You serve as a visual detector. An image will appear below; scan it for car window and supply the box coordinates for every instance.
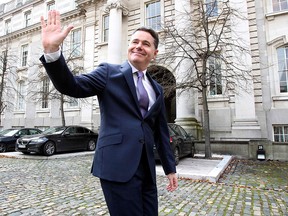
[0,129,16,136]
[83,128,90,134]
[43,127,66,135]
[172,125,182,136]
[167,125,176,135]
[75,127,84,133]
[17,129,29,136]
[66,127,77,134]
[178,126,188,137]
[29,129,41,135]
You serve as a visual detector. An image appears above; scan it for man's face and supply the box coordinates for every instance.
[128,30,158,71]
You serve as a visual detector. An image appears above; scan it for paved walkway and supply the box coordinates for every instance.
[0,152,287,215]
[1,152,232,183]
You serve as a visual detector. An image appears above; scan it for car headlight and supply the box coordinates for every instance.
[29,137,48,144]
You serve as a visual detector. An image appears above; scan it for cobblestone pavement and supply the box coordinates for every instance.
[0,155,287,216]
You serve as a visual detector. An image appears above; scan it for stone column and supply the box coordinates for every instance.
[174,0,200,137]
[230,0,261,138]
[105,0,128,64]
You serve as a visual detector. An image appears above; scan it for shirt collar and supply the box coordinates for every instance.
[128,61,147,76]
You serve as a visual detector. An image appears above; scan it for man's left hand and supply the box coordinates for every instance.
[166,173,178,192]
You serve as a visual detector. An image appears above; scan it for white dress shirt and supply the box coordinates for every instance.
[127,62,156,110]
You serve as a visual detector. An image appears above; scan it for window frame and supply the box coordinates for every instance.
[21,44,29,67]
[102,14,109,42]
[145,0,161,31]
[47,1,55,11]
[276,46,288,93]
[272,0,288,12]
[71,28,82,57]
[205,0,218,17]
[16,81,25,111]
[24,10,31,27]
[41,77,50,109]
[5,19,11,34]
[273,125,288,142]
[208,54,223,96]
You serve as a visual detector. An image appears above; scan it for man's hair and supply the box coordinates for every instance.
[132,27,159,49]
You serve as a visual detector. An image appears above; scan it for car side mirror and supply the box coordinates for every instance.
[63,131,70,136]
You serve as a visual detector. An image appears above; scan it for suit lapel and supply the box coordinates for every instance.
[145,72,161,117]
[120,62,141,114]
[120,62,162,118]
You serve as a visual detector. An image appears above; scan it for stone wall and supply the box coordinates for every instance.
[195,140,288,161]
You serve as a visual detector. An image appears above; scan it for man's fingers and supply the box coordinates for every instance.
[40,16,46,29]
[63,25,74,37]
[50,10,56,25]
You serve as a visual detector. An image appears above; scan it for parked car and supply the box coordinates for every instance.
[0,128,42,153]
[16,125,98,156]
[154,123,195,165]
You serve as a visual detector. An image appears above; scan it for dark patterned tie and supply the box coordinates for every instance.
[137,71,149,117]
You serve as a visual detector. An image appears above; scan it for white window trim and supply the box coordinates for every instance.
[267,35,288,97]
[20,44,29,67]
[70,28,82,57]
[98,10,109,45]
[23,10,32,27]
[140,0,164,31]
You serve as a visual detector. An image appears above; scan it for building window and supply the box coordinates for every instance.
[16,82,25,110]
[206,0,218,17]
[145,0,161,31]
[274,125,288,142]
[209,55,222,95]
[277,47,288,93]
[5,19,11,34]
[21,44,28,67]
[103,15,109,42]
[71,29,81,57]
[68,97,78,107]
[47,1,55,11]
[41,77,49,109]
[272,0,288,12]
[24,11,31,27]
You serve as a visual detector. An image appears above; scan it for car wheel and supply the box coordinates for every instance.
[87,140,96,151]
[174,147,180,165]
[42,141,55,156]
[190,144,195,157]
[0,143,6,153]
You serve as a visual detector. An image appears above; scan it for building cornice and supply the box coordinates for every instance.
[76,0,98,9]
[0,0,43,20]
[0,9,86,43]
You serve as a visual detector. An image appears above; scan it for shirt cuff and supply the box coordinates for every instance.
[43,49,61,63]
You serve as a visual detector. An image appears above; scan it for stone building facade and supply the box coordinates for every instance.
[0,0,288,147]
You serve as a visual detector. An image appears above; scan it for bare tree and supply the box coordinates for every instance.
[0,42,19,125]
[29,45,89,126]
[159,0,254,158]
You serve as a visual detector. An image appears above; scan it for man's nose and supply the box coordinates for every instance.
[136,42,142,49]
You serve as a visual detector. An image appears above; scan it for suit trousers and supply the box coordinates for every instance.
[100,146,158,216]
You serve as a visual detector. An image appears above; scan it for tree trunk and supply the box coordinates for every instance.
[60,94,65,126]
[0,50,8,125]
[202,87,212,158]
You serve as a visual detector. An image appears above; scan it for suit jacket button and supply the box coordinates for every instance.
[139,139,145,144]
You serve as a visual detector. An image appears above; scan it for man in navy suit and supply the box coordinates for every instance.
[40,10,178,215]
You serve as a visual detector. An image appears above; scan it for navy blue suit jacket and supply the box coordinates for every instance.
[40,54,176,183]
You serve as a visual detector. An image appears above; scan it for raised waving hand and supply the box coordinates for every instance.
[40,10,74,53]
